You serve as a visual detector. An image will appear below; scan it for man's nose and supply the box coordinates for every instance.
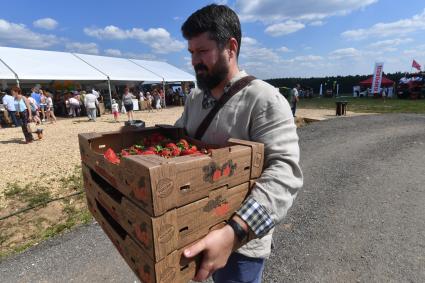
[192,53,202,67]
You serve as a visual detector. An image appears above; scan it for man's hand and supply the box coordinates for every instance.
[184,224,236,281]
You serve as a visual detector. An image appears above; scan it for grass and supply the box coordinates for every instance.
[299,96,425,114]
[1,165,91,259]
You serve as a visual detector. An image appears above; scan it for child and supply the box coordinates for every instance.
[111,99,119,122]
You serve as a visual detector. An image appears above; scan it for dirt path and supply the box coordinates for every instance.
[1,114,424,282]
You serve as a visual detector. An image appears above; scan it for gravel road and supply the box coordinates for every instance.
[1,113,424,283]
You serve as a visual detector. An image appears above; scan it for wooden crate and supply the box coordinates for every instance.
[85,189,198,283]
[79,125,263,216]
[82,163,251,262]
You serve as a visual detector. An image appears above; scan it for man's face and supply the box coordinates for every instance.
[188,32,229,91]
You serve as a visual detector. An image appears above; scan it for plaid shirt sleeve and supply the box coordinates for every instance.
[236,197,275,237]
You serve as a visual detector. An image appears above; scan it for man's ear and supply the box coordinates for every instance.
[228,38,238,59]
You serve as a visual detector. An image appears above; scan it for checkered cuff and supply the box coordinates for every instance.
[236,197,275,237]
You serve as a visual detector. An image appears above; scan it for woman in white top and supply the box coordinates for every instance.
[45,92,57,123]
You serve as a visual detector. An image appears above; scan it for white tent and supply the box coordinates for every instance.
[74,53,163,82]
[130,59,195,82]
[0,46,107,81]
[0,59,16,81]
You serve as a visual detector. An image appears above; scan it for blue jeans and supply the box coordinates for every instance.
[212,252,265,283]
[8,110,20,126]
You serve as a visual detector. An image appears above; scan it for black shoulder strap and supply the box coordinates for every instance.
[194,75,256,140]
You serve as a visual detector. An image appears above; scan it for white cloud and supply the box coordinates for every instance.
[33,18,58,30]
[277,46,291,52]
[65,42,99,54]
[84,25,185,54]
[242,36,258,46]
[328,47,361,59]
[236,0,377,23]
[0,19,59,48]
[104,48,122,56]
[290,55,324,62]
[342,9,425,40]
[369,38,413,48]
[265,21,305,36]
[310,20,324,26]
[84,25,128,39]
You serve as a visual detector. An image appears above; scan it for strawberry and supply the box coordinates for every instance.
[104,148,120,164]
[121,149,130,156]
[171,147,181,156]
[181,149,192,156]
[212,169,222,181]
[159,148,171,157]
[177,139,189,150]
[222,165,231,177]
[141,150,155,155]
[165,142,178,149]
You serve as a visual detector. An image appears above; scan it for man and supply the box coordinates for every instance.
[92,87,102,117]
[176,4,303,282]
[31,87,41,108]
[2,89,20,127]
[84,90,98,122]
[291,84,300,117]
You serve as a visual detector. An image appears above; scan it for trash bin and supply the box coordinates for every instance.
[336,101,348,116]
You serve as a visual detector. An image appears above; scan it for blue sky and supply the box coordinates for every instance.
[1,0,425,79]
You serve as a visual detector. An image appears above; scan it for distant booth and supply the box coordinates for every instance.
[358,76,395,98]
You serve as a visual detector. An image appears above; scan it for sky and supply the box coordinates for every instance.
[1,0,425,79]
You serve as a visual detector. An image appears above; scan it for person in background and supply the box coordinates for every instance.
[39,89,47,122]
[45,92,57,123]
[153,89,162,110]
[26,93,42,125]
[291,84,300,117]
[68,92,81,117]
[111,99,119,122]
[122,87,136,122]
[12,86,34,143]
[30,87,41,109]
[92,87,102,117]
[2,89,19,127]
[145,91,153,112]
[177,4,302,282]
[79,90,87,116]
[84,90,99,122]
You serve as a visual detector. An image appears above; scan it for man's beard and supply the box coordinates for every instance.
[194,54,229,91]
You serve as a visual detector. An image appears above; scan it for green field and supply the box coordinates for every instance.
[298,96,425,114]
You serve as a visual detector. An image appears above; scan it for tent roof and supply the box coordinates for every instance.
[74,53,163,82]
[359,76,395,87]
[0,59,16,80]
[0,46,195,83]
[130,59,195,82]
[0,46,107,81]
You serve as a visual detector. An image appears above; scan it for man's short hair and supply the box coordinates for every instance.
[181,4,242,57]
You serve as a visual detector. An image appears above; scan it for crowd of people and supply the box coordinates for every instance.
[0,83,192,141]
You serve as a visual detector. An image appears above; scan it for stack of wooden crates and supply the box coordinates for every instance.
[78,125,264,283]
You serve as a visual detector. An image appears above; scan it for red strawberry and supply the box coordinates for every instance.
[165,142,178,149]
[104,148,120,164]
[121,149,130,156]
[141,150,155,155]
[159,149,171,157]
[171,147,181,156]
[181,149,192,156]
[212,169,222,181]
[222,165,231,177]
[177,139,189,150]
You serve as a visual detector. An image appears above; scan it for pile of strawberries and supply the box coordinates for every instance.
[104,132,206,164]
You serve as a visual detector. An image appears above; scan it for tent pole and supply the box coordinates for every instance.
[162,80,166,108]
[107,77,112,110]
[0,57,20,87]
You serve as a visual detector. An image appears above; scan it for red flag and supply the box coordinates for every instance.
[412,59,421,71]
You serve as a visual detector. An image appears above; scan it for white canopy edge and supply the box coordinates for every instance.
[0,46,195,84]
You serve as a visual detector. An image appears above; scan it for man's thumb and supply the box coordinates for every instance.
[184,239,205,258]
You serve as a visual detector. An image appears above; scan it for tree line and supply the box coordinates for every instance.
[265,72,407,94]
